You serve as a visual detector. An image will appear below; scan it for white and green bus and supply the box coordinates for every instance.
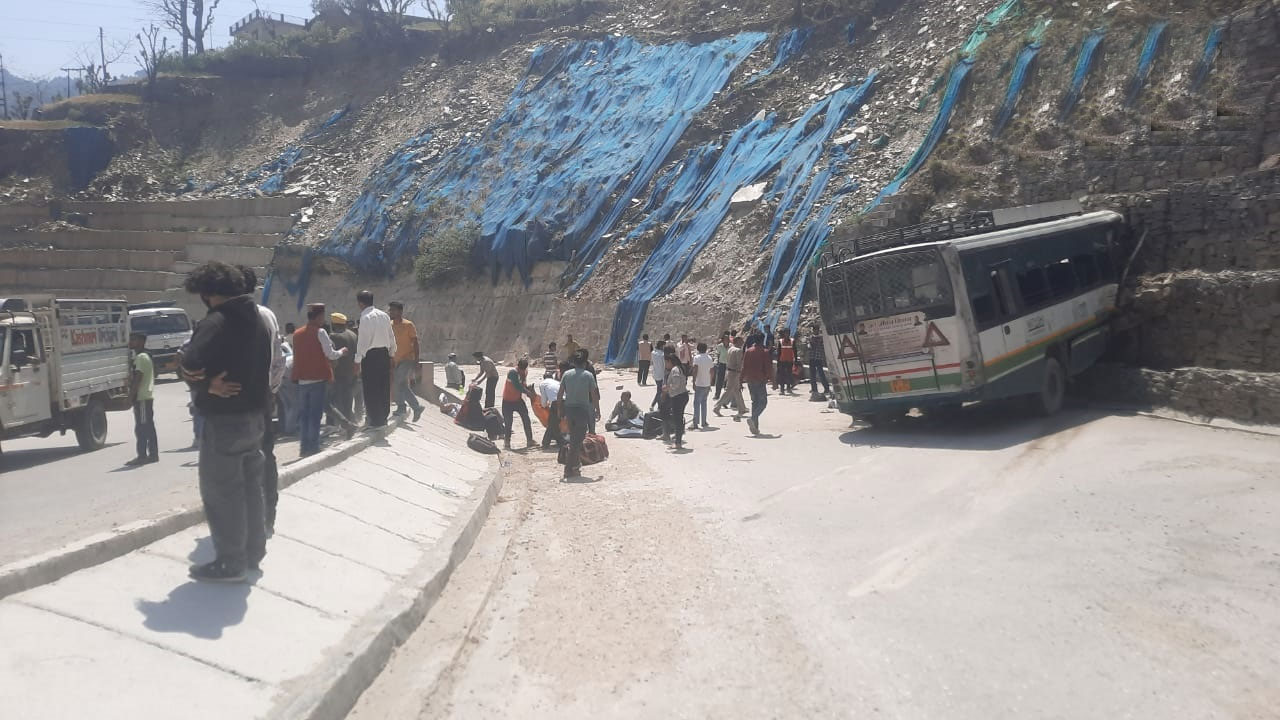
[815,201,1125,423]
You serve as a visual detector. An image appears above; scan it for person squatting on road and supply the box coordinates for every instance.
[180,261,272,583]
[664,350,690,450]
[292,303,348,457]
[445,352,466,390]
[557,351,600,479]
[714,334,748,418]
[355,290,396,429]
[742,333,772,436]
[501,357,538,451]
[691,342,714,430]
[126,331,158,466]
[472,352,500,409]
[389,301,424,422]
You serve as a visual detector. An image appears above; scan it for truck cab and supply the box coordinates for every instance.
[0,297,131,453]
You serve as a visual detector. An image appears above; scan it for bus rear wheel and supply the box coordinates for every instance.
[1033,357,1066,416]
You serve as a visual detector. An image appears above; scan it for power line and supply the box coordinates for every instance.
[6,17,138,31]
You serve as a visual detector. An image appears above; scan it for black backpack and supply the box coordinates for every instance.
[467,433,500,454]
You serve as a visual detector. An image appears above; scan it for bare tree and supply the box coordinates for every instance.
[145,0,219,56]
[11,92,34,120]
[137,24,169,96]
[421,0,450,37]
[74,39,128,94]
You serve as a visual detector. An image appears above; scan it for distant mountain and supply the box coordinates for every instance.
[2,68,80,118]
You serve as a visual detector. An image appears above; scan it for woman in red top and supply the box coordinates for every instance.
[501,357,537,450]
[776,328,797,395]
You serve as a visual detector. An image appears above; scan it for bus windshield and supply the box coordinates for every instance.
[131,313,190,335]
[822,249,954,330]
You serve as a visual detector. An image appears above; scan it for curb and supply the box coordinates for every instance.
[0,419,404,601]
[1086,402,1280,438]
[270,445,506,720]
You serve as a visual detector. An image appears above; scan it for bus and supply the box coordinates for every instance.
[815,200,1126,423]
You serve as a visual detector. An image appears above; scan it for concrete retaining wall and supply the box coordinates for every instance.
[63,197,309,217]
[0,230,280,251]
[0,248,181,271]
[0,268,181,292]
[80,213,296,234]
[185,243,275,266]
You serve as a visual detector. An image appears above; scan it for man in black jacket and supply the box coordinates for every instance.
[180,262,273,583]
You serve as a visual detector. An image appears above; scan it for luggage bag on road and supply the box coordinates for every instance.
[557,433,609,466]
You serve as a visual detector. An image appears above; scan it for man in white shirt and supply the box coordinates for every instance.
[353,290,397,428]
[691,342,715,430]
[649,340,667,410]
[538,368,563,449]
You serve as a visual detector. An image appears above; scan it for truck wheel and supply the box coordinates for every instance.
[75,399,109,451]
[1033,357,1066,417]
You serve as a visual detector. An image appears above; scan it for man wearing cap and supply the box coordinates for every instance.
[389,301,424,422]
[292,303,347,456]
[354,290,396,428]
[327,312,358,427]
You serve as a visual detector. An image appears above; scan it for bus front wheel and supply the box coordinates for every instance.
[1033,357,1066,416]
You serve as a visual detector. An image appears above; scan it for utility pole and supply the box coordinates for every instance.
[99,27,108,86]
[0,53,8,120]
[59,68,81,99]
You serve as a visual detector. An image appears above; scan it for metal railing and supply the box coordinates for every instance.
[230,9,308,35]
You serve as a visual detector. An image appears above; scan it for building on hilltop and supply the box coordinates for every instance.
[230,9,309,43]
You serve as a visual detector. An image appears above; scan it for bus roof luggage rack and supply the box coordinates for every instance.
[821,199,1084,268]
[127,301,182,311]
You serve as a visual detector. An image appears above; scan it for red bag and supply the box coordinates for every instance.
[557,432,609,467]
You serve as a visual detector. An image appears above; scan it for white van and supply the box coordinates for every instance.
[127,302,194,377]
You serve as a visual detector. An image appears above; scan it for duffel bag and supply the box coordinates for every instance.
[467,433,500,455]
[580,433,609,466]
[642,412,664,438]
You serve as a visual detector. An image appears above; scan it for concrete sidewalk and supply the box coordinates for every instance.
[0,407,502,720]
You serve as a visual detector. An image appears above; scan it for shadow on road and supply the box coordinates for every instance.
[136,581,251,640]
[0,443,125,473]
[839,403,1112,452]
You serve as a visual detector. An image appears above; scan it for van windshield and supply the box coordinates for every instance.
[132,313,190,335]
[821,249,954,331]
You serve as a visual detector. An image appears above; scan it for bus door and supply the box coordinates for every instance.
[986,260,1021,359]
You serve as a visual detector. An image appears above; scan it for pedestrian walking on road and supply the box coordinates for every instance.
[557,351,600,478]
[501,358,538,451]
[473,352,499,409]
[389,301,424,422]
[293,303,348,456]
[327,313,358,424]
[637,333,652,386]
[742,333,772,435]
[354,290,396,429]
[713,332,731,400]
[126,331,158,466]
[538,368,563,449]
[180,261,272,583]
[691,342,714,430]
[664,352,690,449]
[649,339,667,410]
[807,322,831,400]
[714,335,748,418]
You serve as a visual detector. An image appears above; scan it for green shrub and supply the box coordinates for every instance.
[415,223,481,289]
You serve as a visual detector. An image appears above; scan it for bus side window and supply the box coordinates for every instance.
[1096,246,1116,282]
[1046,258,1077,300]
[1015,264,1051,308]
[1072,253,1098,287]
[971,277,998,326]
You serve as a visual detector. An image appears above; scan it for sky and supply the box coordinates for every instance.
[0,0,319,80]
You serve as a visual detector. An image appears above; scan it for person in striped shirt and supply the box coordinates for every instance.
[542,342,560,379]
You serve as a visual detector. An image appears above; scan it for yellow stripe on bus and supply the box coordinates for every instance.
[982,315,1105,369]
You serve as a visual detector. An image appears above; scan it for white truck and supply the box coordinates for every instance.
[0,296,132,454]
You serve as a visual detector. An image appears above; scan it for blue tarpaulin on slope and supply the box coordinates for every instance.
[748,27,813,84]
[245,105,349,194]
[1061,28,1106,120]
[1125,21,1168,108]
[868,58,973,209]
[314,33,767,288]
[64,126,113,191]
[992,42,1040,137]
[1191,20,1227,91]
[604,75,877,366]
[760,72,878,250]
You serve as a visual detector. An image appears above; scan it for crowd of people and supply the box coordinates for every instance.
[157,260,422,584]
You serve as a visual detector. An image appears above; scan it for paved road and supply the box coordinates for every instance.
[0,380,306,567]
[352,368,1280,720]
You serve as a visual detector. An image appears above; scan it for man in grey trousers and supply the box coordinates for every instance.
[180,262,273,583]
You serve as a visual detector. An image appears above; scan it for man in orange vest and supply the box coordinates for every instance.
[776,327,797,395]
[292,303,347,456]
